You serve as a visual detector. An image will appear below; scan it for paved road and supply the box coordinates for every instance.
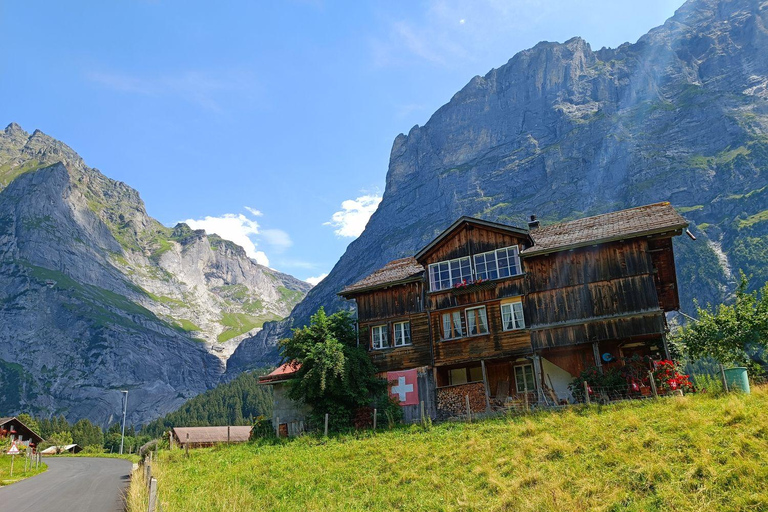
[0,457,132,512]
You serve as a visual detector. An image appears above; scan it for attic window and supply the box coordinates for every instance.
[428,257,472,291]
[474,246,521,280]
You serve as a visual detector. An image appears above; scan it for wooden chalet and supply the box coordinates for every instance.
[0,416,44,450]
[339,202,689,420]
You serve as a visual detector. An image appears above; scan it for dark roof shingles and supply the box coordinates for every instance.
[340,257,424,295]
[524,202,688,256]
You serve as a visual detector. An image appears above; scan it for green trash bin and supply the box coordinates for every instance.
[724,367,750,394]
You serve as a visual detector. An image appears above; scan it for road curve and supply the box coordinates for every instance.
[0,457,132,512]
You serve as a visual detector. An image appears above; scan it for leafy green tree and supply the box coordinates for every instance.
[280,308,388,431]
[16,413,41,435]
[47,431,73,453]
[71,419,103,448]
[674,275,768,371]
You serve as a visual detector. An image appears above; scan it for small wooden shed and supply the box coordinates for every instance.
[171,426,252,449]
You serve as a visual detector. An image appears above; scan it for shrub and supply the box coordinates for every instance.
[250,416,274,440]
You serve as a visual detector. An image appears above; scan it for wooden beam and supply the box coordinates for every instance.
[592,342,603,373]
[481,360,491,413]
[533,355,545,404]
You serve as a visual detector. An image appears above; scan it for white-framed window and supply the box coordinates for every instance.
[501,300,525,331]
[371,325,389,350]
[428,256,472,292]
[473,246,521,280]
[514,364,535,393]
[465,306,489,336]
[441,310,465,340]
[393,321,412,347]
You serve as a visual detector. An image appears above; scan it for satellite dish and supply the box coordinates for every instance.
[602,353,615,363]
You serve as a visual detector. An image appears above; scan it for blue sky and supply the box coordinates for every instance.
[1,0,683,284]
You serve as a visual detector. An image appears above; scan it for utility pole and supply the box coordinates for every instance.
[119,390,128,455]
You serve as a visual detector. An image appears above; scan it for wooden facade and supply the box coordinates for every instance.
[339,203,689,416]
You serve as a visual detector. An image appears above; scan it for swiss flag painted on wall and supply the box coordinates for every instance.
[387,369,419,406]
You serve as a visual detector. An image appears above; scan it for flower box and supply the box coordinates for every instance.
[451,281,497,296]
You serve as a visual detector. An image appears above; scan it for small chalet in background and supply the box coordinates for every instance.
[339,202,689,421]
[41,444,82,455]
[258,362,309,436]
[171,426,252,448]
[0,416,44,450]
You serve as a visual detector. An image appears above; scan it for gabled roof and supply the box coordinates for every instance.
[0,416,44,443]
[338,257,424,297]
[414,217,530,262]
[172,426,252,444]
[523,202,688,256]
[258,362,302,384]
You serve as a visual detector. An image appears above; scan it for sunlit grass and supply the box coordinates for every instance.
[0,454,47,486]
[130,386,768,511]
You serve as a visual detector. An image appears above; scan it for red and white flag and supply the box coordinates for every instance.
[387,369,419,406]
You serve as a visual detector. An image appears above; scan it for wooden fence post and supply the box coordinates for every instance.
[373,408,377,431]
[148,477,158,512]
[583,381,591,405]
[465,394,471,422]
[324,413,329,437]
[481,360,491,413]
[524,378,530,412]
[227,426,231,444]
[648,371,658,398]
[185,433,189,458]
[720,364,729,392]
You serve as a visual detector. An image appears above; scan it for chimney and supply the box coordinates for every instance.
[528,215,540,230]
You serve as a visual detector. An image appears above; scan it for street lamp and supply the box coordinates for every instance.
[119,390,128,455]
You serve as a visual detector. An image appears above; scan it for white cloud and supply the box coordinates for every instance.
[325,194,382,238]
[182,211,270,266]
[86,69,259,111]
[261,228,293,252]
[244,207,263,217]
[305,273,328,286]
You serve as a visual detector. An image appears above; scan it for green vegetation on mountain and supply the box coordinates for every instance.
[218,312,280,342]
[141,371,273,438]
[130,388,768,512]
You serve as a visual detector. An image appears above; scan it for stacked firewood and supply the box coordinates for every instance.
[436,382,486,416]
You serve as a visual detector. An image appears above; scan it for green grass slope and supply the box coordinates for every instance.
[136,387,768,512]
[0,455,46,486]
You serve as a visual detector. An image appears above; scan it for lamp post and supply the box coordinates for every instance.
[119,390,128,455]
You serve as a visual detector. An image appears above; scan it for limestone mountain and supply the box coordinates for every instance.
[228,0,768,373]
[0,123,310,426]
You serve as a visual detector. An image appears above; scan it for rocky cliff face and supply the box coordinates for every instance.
[228,0,768,373]
[0,124,310,426]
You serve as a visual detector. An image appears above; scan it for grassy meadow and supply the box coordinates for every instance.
[0,454,46,486]
[130,386,768,511]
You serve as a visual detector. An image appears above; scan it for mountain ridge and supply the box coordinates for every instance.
[0,123,310,426]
